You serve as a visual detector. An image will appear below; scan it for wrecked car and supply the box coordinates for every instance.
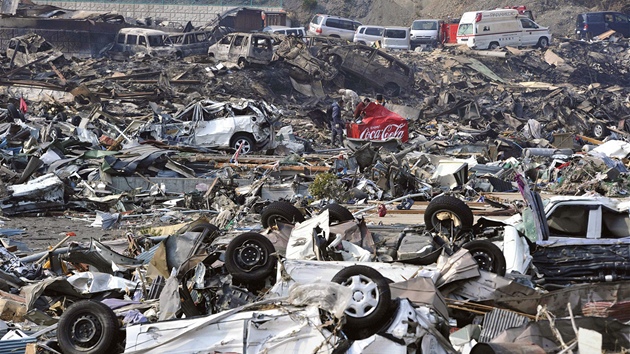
[6,33,64,67]
[207,32,274,67]
[274,35,338,81]
[167,30,216,58]
[137,99,279,154]
[320,44,414,96]
[110,28,176,58]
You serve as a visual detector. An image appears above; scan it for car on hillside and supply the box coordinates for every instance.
[353,25,384,45]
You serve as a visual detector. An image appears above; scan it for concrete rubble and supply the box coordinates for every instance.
[0,9,630,354]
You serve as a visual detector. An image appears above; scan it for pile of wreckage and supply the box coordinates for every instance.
[0,24,629,354]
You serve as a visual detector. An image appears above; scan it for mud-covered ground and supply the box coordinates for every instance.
[3,216,126,253]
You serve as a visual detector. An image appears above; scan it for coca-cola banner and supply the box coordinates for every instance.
[347,103,409,142]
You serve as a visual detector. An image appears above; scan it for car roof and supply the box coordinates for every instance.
[119,28,169,36]
[316,14,359,21]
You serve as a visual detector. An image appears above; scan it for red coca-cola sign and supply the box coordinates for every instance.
[347,103,409,142]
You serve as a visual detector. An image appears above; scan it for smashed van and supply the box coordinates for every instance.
[456,9,551,50]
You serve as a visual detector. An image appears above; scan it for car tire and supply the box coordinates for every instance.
[261,201,305,228]
[343,298,399,340]
[537,37,549,49]
[47,127,61,142]
[7,103,21,120]
[383,82,401,97]
[58,300,120,354]
[462,240,506,276]
[189,223,221,244]
[489,42,500,50]
[592,122,609,139]
[225,232,276,284]
[231,133,255,154]
[237,57,248,68]
[424,195,474,234]
[332,265,392,329]
[320,203,354,224]
[327,54,342,67]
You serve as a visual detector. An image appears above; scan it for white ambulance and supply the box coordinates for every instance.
[456,9,551,50]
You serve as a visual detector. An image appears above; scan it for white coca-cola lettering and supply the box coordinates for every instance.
[358,123,406,140]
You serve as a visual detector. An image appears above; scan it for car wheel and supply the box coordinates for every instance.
[58,301,120,354]
[592,122,609,139]
[237,57,248,68]
[462,240,506,276]
[189,223,221,244]
[332,265,392,329]
[424,195,474,235]
[320,203,354,224]
[261,201,305,228]
[383,82,401,97]
[6,103,21,120]
[231,134,255,154]
[225,232,276,284]
[537,37,549,49]
[47,127,61,142]
[489,42,500,50]
[327,54,342,67]
[343,298,399,340]
[359,41,366,45]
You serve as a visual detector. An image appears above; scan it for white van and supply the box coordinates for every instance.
[382,26,410,50]
[410,19,442,48]
[456,9,551,50]
[353,25,384,45]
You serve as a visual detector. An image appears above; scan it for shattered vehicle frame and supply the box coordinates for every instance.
[6,33,64,67]
[274,35,338,81]
[137,99,279,154]
[319,44,415,97]
[110,28,176,58]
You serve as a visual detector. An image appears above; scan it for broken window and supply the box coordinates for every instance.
[195,33,207,42]
[252,37,270,50]
[547,205,589,237]
[234,36,245,47]
[127,35,138,45]
[138,36,147,47]
[602,208,630,238]
[116,35,125,44]
[374,53,393,68]
[605,14,614,23]
[220,35,232,45]
[148,35,167,47]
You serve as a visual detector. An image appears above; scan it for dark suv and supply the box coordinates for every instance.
[575,12,630,40]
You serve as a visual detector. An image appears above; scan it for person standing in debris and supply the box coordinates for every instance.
[338,88,359,113]
[330,99,344,146]
[354,98,370,121]
[375,93,386,107]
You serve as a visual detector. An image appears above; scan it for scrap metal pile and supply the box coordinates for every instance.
[0,31,629,353]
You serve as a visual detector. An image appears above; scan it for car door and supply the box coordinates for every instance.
[519,18,539,46]
[228,34,247,61]
[212,34,233,61]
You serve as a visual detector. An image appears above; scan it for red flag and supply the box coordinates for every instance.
[19,97,27,113]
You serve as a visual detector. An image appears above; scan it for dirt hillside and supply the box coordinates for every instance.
[283,0,630,38]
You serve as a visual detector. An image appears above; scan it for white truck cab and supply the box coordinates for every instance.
[456,9,551,50]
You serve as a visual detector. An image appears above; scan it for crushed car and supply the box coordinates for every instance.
[275,35,338,81]
[6,33,64,67]
[136,99,280,154]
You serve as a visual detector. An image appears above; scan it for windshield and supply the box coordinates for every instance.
[412,21,437,30]
[457,23,473,35]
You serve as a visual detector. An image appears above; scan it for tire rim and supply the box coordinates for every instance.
[594,124,603,137]
[469,249,495,272]
[268,214,291,226]
[234,240,267,271]
[72,314,102,348]
[235,138,252,154]
[341,274,379,318]
[431,209,463,235]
